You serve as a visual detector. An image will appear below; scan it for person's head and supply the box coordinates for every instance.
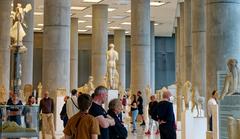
[71,89,77,96]
[131,94,137,101]
[150,95,156,102]
[12,93,18,102]
[43,91,49,98]
[64,96,69,103]
[108,99,122,115]
[137,91,142,96]
[212,90,218,99]
[92,86,108,104]
[78,94,92,112]
[162,90,172,101]
[27,96,35,104]
[9,91,14,98]
[227,59,237,72]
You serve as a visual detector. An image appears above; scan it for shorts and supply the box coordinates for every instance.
[138,108,143,115]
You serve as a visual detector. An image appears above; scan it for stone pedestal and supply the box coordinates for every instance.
[104,90,118,110]
[181,110,194,139]
[212,105,219,139]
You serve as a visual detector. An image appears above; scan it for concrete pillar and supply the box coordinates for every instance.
[70,18,78,90]
[176,17,182,121]
[92,4,108,86]
[180,2,185,83]
[206,0,240,99]
[14,0,34,88]
[42,0,71,96]
[184,0,192,82]
[0,0,11,100]
[131,0,150,101]
[150,21,155,93]
[114,29,126,90]
[192,0,206,97]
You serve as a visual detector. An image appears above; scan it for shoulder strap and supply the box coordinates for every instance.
[71,98,79,109]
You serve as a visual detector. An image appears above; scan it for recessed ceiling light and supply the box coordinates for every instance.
[121,22,131,25]
[78,20,87,23]
[108,8,116,12]
[37,24,44,27]
[85,26,92,28]
[78,29,88,32]
[71,6,87,11]
[109,26,121,29]
[126,10,131,13]
[34,12,43,16]
[84,14,92,18]
[111,15,128,19]
[83,0,102,3]
[150,2,165,6]
[34,28,42,31]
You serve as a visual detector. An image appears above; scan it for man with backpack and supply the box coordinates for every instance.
[66,89,79,118]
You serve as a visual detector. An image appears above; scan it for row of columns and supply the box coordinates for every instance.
[0,0,155,102]
[175,0,240,120]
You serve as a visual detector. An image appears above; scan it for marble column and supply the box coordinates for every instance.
[42,0,71,96]
[150,21,155,93]
[206,0,240,99]
[0,0,11,100]
[14,0,34,88]
[114,29,126,90]
[176,17,182,121]
[70,18,78,90]
[192,0,206,97]
[131,0,150,99]
[184,0,192,82]
[180,2,185,84]
[92,4,108,86]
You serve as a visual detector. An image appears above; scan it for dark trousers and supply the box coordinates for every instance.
[209,116,213,131]
[159,124,176,139]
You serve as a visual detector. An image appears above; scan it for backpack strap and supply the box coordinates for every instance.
[71,98,79,109]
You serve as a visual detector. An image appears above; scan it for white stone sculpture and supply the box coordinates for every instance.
[101,75,109,88]
[37,82,42,98]
[106,43,119,89]
[0,85,6,104]
[183,81,192,109]
[145,85,152,103]
[87,76,95,93]
[220,59,240,100]
[10,3,32,46]
[191,86,205,117]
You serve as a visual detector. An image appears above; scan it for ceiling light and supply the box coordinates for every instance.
[121,22,131,25]
[34,12,43,16]
[37,24,44,27]
[111,15,128,19]
[71,6,86,11]
[78,29,88,32]
[150,2,165,6]
[126,10,131,13]
[84,14,92,18]
[83,0,102,3]
[109,26,121,29]
[34,28,42,31]
[154,23,159,26]
[125,31,130,34]
[85,26,92,28]
[108,8,116,12]
[78,20,87,23]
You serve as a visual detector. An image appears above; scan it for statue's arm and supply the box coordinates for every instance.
[220,75,230,99]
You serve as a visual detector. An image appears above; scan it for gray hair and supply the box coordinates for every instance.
[108,98,121,110]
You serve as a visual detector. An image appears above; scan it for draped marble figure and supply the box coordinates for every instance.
[220,59,240,99]
[106,43,119,89]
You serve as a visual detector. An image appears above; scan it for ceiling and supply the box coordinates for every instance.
[34,0,179,36]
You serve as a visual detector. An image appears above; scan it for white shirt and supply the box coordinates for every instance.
[66,95,79,118]
[207,98,218,118]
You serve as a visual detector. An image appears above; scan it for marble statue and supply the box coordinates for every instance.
[183,81,192,109]
[78,84,89,94]
[145,85,152,102]
[23,84,33,102]
[106,43,119,89]
[112,69,119,89]
[37,82,42,98]
[87,76,95,93]
[10,3,32,46]
[191,86,204,117]
[220,59,240,100]
[118,84,125,98]
[101,75,109,88]
[0,85,6,104]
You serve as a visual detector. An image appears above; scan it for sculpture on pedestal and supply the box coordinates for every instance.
[145,85,152,103]
[101,75,109,88]
[23,84,33,102]
[0,85,6,104]
[87,76,95,93]
[191,86,204,117]
[182,81,192,109]
[220,59,240,100]
[106,43,119,89]
[37,82,42,98]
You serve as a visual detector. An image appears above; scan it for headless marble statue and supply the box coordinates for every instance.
[183,81,192,109]
[220,59,240,100]
[106,43,119,89]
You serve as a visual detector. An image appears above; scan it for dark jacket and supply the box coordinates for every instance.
[107,110,128,139]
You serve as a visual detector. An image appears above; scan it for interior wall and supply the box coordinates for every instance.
[33,32,175,90]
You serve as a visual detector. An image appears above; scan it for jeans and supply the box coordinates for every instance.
[149,116,158,130]
[132,109,138,130]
